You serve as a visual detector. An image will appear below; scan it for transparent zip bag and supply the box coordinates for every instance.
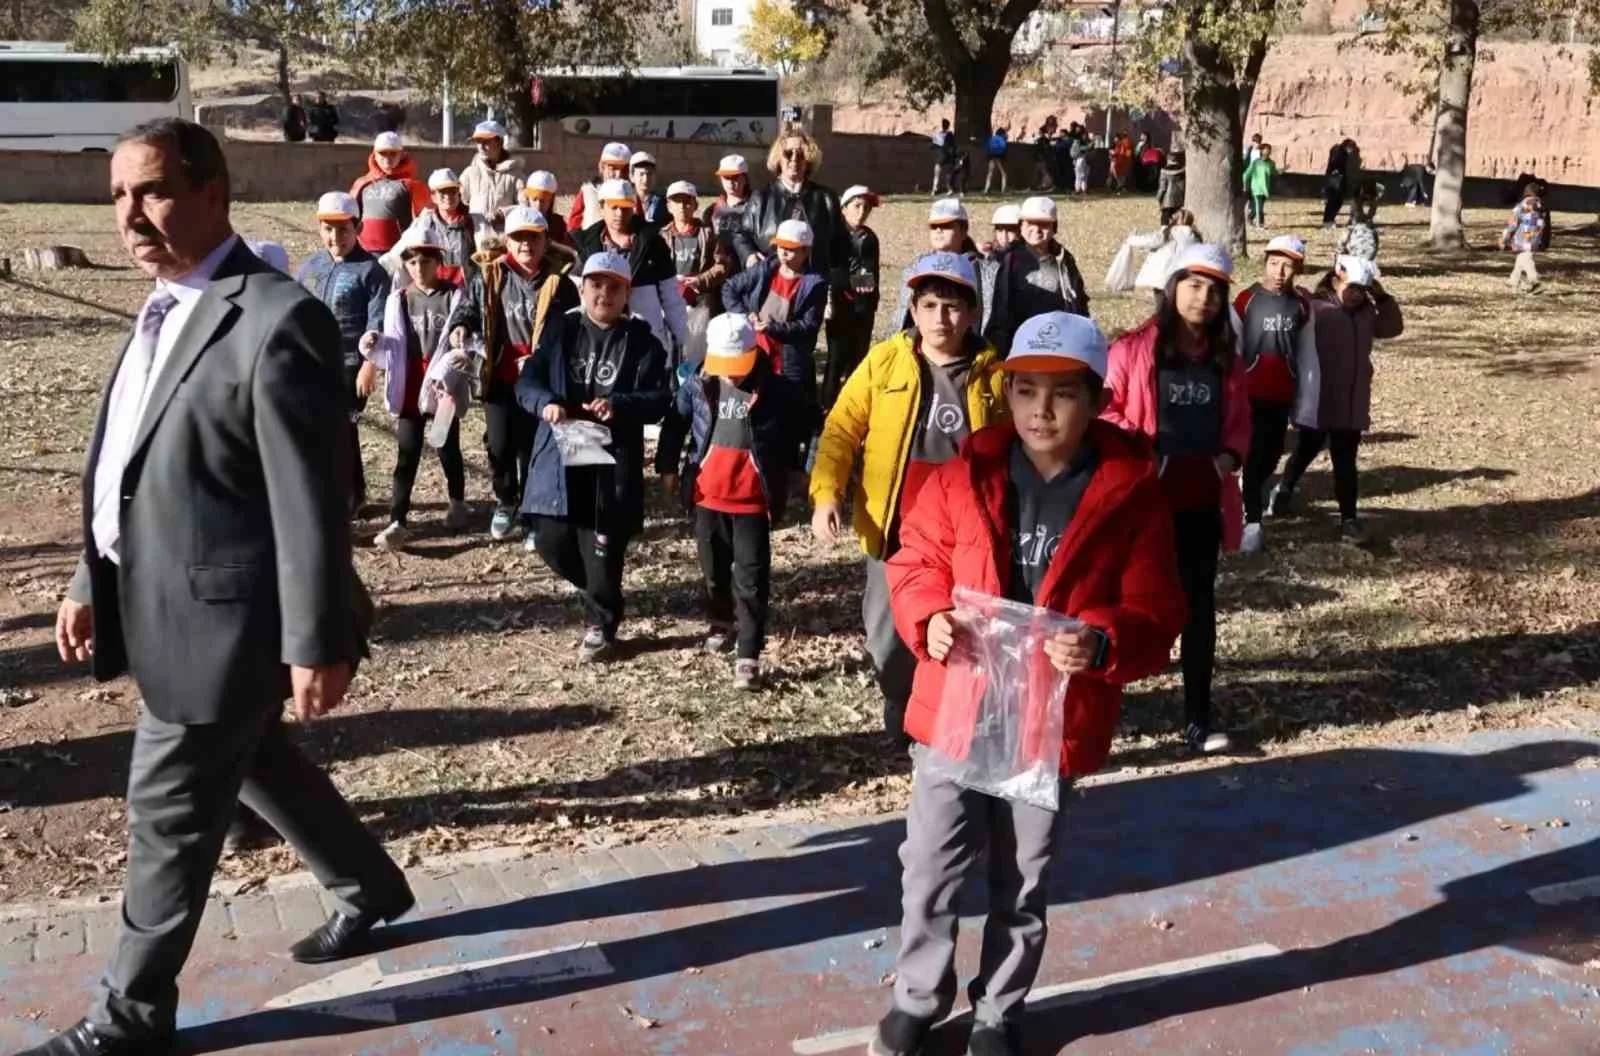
[920,585,1081,811]
[549,419,616,467]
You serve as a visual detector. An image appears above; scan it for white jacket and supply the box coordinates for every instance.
[459,154,525,217]
[629,276,690,362]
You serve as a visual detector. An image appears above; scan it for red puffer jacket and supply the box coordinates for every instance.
[887,419,1188,777]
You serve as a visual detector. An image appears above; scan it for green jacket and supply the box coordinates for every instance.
[1243,157,1278,198]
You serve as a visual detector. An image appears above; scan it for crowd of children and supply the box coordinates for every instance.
[266,127,1419,1056]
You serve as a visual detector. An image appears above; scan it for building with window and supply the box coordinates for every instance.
[691,0,757,67]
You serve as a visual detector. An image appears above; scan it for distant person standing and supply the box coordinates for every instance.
[1136,132,1162,193]
[281,93,307,143]
[931,118,955,196]
[460,120,525,223]
[984,125,1009,193]
[1400,156,1434,208]
[306,90,339,143]
[1322,138,1356,228]
[1110,131,1133,192]
[1157,149,1187,225]
[1242,142,1279,229]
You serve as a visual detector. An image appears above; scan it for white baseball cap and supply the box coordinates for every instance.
[427,167,461,191]
[666,180,698,200]
[773,219,813,249]
[1019,196,1058,223]
[315,191,359,222]
[991,204,1021,227]
[716,154,749,176]
[1004,312,1109,379]
[841,184,880,207]
[1264,234,1306,261]
[929,198,968,225]
[581,251,632,284]
[1336,254,1379,287]
[1168,242,1234,284]
[245,239,290,274]
[629,150,657,168]
[600,142,631,165]
[471,120,507,141]
[396,226,445,257]
[525,170,558,195]
[703,314,760,377]
[598,178,636,207]
[373,131,404,153]
[503,206,548,236]
[906,250,977,292]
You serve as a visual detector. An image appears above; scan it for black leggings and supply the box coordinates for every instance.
[1243,401,1290,524]
[695,508,773,660]
[482,380,535,509]
[1322,188,1346,225]
[821,310,874,411]
[1172,509,1221,730]
[391,415,465,524]
[1281,427,1361,520]
[532,517,630,636]
[343,363,368,508]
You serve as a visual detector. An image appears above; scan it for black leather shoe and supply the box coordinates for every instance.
[12,1019,172,1055]
[288,891,415,964]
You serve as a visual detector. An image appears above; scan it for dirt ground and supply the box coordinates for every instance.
[1,193,1597,905]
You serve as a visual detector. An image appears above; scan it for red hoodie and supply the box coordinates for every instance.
[886,420,1186,776]
[350,152,431,253]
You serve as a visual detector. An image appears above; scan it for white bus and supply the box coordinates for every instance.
[0,41,192,151]
[531,66,781,146]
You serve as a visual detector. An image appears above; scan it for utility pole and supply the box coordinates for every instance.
[1104,0,1121,147]
[442,77,453,146]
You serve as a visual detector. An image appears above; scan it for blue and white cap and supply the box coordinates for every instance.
[1004,312,1109,379]
[581,251,633,284]
[472,120,507,141]
[906,250,978,292]
[503,206,547,236]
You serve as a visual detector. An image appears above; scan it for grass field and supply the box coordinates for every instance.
[0,192,1596,903]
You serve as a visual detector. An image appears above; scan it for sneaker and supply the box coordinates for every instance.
[1340,517,1368,545]
[966,1023,1021,1056]
[1185,722,1232,754]
[443,500,471,531]
[1267,483,1294,518]
[1240,522,1264,553]
[704,625,734,653]
[373,521,409,550]
[867,1009,934,1056]
[489,506,516,541]
[733,658,761,691]
[577,626,614,664]
[523,528,540,553]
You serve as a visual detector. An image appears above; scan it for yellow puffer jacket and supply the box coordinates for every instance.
[809,330,1007,560]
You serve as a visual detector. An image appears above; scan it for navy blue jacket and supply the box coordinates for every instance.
[719,258,828,392]
[295,246,389,367]
[655,358,819,525]
[514,309,671,535]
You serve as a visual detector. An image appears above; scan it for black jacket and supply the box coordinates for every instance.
[306,102,338,143]
[732,180,850,292]
[655,358,818,524]
[282,104,307,142]
[573,216,679,290]
[843,225,881,320]
[983,240,1091,357]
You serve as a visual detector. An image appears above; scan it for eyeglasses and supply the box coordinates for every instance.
[782,149,806,161]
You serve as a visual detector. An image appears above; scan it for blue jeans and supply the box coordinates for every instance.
[1248,195,1268,225]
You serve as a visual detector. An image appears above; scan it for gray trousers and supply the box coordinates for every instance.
[864,556,917,736]
[891,760,1067,1027]
[90,703,407,1038]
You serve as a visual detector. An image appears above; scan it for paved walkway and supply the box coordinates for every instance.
[1,727,1598,1054]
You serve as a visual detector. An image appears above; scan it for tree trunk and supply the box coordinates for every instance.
[952,58,1005,143]
[1181,37,1248,256]
[275,41,291,106]
[491,0,536,147]
[1429,0,1479,249]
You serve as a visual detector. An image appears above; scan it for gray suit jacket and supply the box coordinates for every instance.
[69,238,363,724]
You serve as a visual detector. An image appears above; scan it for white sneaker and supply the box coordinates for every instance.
[374,521,409,550]
[444,500,470,531]
[1241,522,1264,553]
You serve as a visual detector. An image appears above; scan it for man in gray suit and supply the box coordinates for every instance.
[24,119,413,1056]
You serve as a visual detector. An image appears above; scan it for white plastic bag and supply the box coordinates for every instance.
[550,419,616,467]
[919,585,1081,811]
[1104,239,1139,292]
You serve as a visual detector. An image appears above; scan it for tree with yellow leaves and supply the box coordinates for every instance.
[741,0,826,74]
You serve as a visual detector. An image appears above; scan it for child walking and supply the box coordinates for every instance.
[380,167,491,284]
[720,219,828,398]
[871,312,1185,1056]
[656,314,817,689]
[822,185,881,411]
[516,252,671,662]
[1233,234,1309,552]
[1502,185,1547,293]
[1242,142,1278,229]
[1103,243,1251,756]
[363,234,471,549]
[1271,255,1404,543]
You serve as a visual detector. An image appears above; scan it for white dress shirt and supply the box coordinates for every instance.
[92,234,240,563]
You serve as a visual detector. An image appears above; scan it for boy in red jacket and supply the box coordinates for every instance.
[874,312,1186,1056]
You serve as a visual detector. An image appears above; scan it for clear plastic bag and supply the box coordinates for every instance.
[682,302,712,369]
[549,419,616,467]
[919,585,1080,811]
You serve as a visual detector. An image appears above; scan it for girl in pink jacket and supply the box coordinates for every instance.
[1102,243,1251,755]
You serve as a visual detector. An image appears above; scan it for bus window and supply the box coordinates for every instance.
[0,59,178,104]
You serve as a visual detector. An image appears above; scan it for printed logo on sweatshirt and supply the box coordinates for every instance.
[1259,312,1296,334]
[717,393,752,420]
[1165,378,1214,407]
[927,390,966,435]
[1013,524,1061,571]
[570,349,621,387]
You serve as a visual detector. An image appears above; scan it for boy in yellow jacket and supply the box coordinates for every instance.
[810,252,1007,741]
